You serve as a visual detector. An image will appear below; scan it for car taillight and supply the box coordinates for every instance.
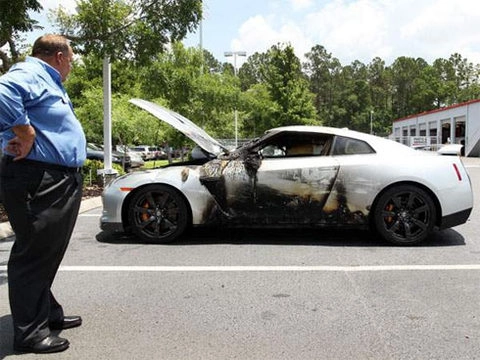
[453,163,462,181]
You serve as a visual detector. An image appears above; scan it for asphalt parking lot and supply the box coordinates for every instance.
[0,157,479,359]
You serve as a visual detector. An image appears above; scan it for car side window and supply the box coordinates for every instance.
[260,144,286,157]
[258,132,333,158]
[332,136,374,155]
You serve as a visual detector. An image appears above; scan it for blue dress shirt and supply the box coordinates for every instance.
[0,56,86,167]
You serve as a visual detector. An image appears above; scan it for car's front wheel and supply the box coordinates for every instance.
[373,185,436,245]
[128,184,189,243]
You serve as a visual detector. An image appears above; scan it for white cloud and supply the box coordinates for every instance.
[231,16,275,54]
[305,0,387,63]
[397,0,480,62]
[231,14,312,61]
[34,0,480,66]
[25,1,78,43]
[289,0,314,11]
[231,0,480,65]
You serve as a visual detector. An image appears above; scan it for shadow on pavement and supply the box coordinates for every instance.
[95,227,466,248]
[0,269,6,286]
[0,315,13,359]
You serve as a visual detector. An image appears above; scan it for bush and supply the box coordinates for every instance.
[82,159,125,186]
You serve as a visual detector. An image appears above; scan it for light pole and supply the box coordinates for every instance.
[224,50,246,147]
[370,110,374,134]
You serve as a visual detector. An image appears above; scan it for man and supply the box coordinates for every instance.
[0,34,87,354]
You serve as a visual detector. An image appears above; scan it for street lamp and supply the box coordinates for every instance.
[224,50,247,147]
[224,50,246,76]
[370,110,374,135]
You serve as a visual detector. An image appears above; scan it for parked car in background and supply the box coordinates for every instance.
[150,147,168,160]
[86,143,131,170]
[100,100,473,246]
[411,144,432,151]
[128,151,145,168]
[130,145,156,161]
[437,143,464,156]
[115,145,145,168]
[127,148,145,163]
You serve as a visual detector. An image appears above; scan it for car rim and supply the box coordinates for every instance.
[133,190,180,239]
[380,190,431,241]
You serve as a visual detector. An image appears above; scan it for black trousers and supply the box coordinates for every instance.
[0,156,83,346]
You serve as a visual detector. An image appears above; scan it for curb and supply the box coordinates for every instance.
[0,196,102,240]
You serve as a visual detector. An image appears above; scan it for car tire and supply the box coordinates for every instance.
[128,184,189,243]
[373,185,436,245]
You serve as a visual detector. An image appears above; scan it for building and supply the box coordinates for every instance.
[391,99,480,157]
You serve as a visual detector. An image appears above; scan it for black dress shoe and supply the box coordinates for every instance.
[50,315,82,330]
[14,335,69,353]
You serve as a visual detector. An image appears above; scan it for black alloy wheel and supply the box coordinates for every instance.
[128,184,188,243]
[373,185,436,245]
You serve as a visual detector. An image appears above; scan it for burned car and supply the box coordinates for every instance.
[100,99,473,245]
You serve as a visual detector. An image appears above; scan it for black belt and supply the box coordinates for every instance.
[3,156,82,173]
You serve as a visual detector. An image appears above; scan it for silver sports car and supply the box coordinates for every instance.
[100,99,473,245]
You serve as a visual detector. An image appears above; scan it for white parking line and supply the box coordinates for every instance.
[6,264,480,272]
[2,265,480,272]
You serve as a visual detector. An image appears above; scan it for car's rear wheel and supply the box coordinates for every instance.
[373,185,436,245]
[128,184,188,243]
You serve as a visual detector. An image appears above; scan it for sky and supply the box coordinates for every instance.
[31,0,480,68]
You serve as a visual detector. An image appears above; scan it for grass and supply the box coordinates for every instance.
[141,159,182,169]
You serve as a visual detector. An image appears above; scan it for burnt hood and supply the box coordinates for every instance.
[129,99,228,156]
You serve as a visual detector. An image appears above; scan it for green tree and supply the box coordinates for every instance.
[138,43,241,139]
[261,44,318,128]
[202,49,222,75]
[53,0,202,63]
[303,45,342,125]
[52,0,202,150]
[448,53,480,102]
[431,58,458,107]
[192,71,240,139]
[140,43,204,111]
[238,52,268,91]
[74,86,163,146]
[65,54,141,109]
[410,64,439,112]
[390,57,430,117]
[241,83,279,138]
[74,87,105,143]
[366,57,393,135]
[465,63,480,101]
[337,61,371,131]
[0,0,42,72]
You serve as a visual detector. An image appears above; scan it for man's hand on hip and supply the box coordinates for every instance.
[7,125,36,160]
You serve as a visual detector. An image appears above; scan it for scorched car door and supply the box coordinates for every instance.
[199,158,257,223]
[253,156,340,224]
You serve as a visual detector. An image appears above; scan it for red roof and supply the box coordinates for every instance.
[393,98,480,123]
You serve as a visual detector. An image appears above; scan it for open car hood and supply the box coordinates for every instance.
[129,99,228,156]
